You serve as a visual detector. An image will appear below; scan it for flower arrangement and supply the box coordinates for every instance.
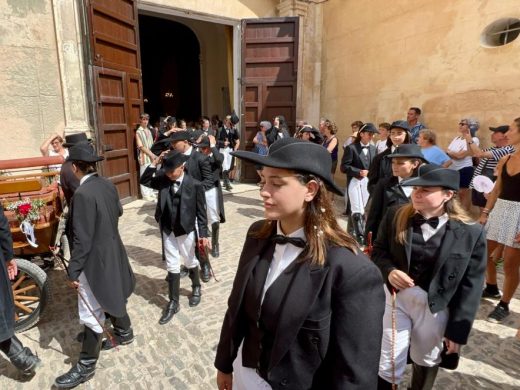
[5,198,46,225]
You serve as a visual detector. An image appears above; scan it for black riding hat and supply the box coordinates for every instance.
[400,164,459,191]
[162,150,189,172]
[387,144,427,161]
[67,142,104,163]
[63,132,91,147]
[231,138,343,195]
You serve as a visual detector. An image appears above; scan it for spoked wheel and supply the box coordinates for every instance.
[13,258,50,332]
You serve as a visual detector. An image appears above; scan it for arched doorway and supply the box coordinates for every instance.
[139,14,201,124]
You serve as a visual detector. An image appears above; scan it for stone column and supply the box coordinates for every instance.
[51,0,92,136]
[278,0,323,126]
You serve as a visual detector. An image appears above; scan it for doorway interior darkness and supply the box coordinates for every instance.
[139,14,201,124]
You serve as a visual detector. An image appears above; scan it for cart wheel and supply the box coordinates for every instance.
[13,258,50,333]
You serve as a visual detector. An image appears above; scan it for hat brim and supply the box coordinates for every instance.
[231,150,344,196]
[400,176,459,191]
[386,153,427,161]
[67,155,104,163]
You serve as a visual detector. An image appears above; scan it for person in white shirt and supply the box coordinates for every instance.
[375,122,391,154]
[446,118,480,211]
[215,138,384,390]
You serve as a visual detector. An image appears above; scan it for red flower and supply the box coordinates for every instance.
[18,203,32,217]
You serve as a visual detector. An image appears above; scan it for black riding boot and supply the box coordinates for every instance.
[159,272,180,325]
[211,222,220,258]
[377,376,395,390]
[54,326,101,388]
[1,335,41,376]
[352,213,366,246]
[410,363,439,390]
[188,268,202,307]
[223,170,233,191]
[101,313,134,350]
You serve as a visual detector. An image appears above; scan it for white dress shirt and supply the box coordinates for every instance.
[398,177,414,198]
[261,222,306,303]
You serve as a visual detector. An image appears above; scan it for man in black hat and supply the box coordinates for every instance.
[55,143,136,388]
[169,130,214,280]
[140,150,210,324]
[197,136,226,258]
[217,115,240,191]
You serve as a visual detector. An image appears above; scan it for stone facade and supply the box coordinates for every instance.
[321,0,520,157]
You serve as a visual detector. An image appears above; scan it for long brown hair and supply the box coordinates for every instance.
[252,173,358,265]
[394,193,474,244]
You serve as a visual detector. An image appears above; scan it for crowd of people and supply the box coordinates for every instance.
[1,108,519,390]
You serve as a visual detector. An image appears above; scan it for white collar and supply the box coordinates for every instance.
[184,146,193,156]
[80,172,96,186]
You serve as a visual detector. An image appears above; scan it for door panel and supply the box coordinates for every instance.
[87,0,142,202]
[241,17,299,182]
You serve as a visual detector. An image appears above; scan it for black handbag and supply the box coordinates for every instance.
[439,342,459,370]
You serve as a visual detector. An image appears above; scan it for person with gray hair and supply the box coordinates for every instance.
[252,121,271,182]
[446,117,480,210]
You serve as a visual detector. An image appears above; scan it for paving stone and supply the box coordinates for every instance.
[1,184,519,389]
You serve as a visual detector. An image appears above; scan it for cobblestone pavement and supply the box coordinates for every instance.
[1,184,520,389]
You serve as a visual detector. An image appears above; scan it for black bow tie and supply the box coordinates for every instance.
[361,146,369,150]
[413,214,439,229]
[171,181,180,186]
[272,234,306,248]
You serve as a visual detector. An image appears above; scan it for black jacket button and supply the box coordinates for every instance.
[437,288,444,293]
[311,336,319,344]
[281,379,288,386]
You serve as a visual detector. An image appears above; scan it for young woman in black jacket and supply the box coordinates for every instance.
[372,165,486,390]
[368,120,411,194]
[215,138,385,390]
[365,144,426,241]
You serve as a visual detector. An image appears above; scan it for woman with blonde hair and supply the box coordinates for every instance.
[215,138,385,390]
[372,164,486,390]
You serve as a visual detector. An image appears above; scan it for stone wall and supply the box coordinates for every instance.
[0,0,65,159]
[321,0,520,161]
[139,0,279,19]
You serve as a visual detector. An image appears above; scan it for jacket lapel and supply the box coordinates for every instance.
[431,220,465,277]
[269,258,329,369]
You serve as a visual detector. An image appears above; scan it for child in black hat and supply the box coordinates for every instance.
[140,150,210,324]
[340,122,378,245]
[365,144,426,241]
[372,164,486,390]
[215,138,385,390]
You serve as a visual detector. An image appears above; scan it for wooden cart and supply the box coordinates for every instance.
[0,155,66,332]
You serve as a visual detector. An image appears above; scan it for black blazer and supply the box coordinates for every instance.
[372,206,487,345]
[217,127,240,150]
[367,148,392,194]
[140,167,209,238]
[340,143,377,179]
[266,127,291,146]
[215,220,385,390]
[68,175,136,318]
[208,146,226,223]
[185,149,214,191]
[365,176,410,241]
[0,205,15,342]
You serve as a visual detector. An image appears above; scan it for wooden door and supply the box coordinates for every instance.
[86,0,143,201]
[241,17,299,182]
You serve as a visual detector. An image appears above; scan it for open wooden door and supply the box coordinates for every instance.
[241,17,299,182]
[86,0,143,201]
